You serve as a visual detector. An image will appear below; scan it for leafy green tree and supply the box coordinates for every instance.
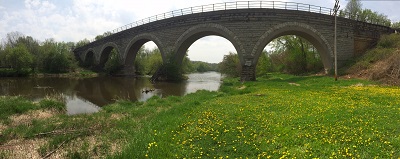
[104,49,123,75]
[219,52,241,77]
[3,44,33,72]
[358,9,391,26]
[268,35,323,74]
[76,39,90,48]
[134,47,163,75]
[392,22,400,28]
[39,39,76,73]
[256,50,273,77]
[345,0,362,20]
[196,63,209,72]
[95,31,113,40]
[181,53,193,74]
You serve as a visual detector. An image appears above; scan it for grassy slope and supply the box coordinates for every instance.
[346,33,400,85]
[1,74,399,158]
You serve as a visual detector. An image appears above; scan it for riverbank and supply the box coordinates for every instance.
[1,74,399,158]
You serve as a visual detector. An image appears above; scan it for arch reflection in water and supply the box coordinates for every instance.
[0,72,222,115]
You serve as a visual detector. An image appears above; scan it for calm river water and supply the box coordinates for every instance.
[0,72,222,115]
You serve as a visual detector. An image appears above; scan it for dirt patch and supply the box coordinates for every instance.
[110,114,125,120]
[0,139,46,159]
[238,86,246,90]
[289,83,300,86]
[10,110,57,127]
[347,50,400,86]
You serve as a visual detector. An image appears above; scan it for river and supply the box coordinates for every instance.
[0,71,223,115]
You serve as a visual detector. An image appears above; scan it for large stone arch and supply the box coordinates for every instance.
[253,22,333,71]
[174,23,245,65]
[124,33,166,66]
[99,42,121,68]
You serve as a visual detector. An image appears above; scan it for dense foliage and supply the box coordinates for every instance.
[218,52,241,77]
[339,0,391,26]
[0,32,77,76]
[218,35,323,77]
[134,47,218,76]
[104,49,123,75]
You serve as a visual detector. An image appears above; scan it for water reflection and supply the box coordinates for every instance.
[0,72,222,115]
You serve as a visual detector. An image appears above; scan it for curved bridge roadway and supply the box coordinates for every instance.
[73,1,394,81]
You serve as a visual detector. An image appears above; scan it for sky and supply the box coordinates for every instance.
[1,0,399,63]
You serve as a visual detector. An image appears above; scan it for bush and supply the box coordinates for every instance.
[219,52,241,77]
[104,49,123,75]
[163,62,185,82]
[39,41,76,73]
[377,34,400,49]
[3,44,33,73]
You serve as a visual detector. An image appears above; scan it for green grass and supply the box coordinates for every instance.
[1,74,399,158]
[111,74,399,158]
[0,97,65,121]
[0,96,35,122]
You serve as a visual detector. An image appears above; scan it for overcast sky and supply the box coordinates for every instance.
[1,0,399,63]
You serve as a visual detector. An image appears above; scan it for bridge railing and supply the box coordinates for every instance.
[89,1,388,43]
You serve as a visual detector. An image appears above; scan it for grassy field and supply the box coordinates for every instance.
[1,74,399,158]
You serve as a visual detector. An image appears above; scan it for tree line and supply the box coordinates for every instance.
[339,0,399,28]
[218,35,324,78]
[0,32,80,76]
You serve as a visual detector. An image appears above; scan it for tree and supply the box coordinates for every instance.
[104,49,123,75]
[392,22,400,28]
[5,31,25,48]
[76,39,90,48]
[345,0,362,20]
[219,52,241,77]
[256,50,273,77]
[3,44,33,72]
[95,31,113,40]
[267,35,323,74]
[134,47,163,75]
[39,39,76,73]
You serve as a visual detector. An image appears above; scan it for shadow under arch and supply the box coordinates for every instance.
[253,22,333,71]
[174,23,244,65]
[99,42,121,69]
[83,49,95,68]
[124,33,166,66]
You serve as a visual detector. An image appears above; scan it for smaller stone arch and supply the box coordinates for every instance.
[253,22,333,71]
[83,49,95,67]
[124,33,166,66]
[173,23,245,65]
[99,42,121,68]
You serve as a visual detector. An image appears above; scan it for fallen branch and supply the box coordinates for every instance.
[27,128,96,139]
[41,140,67,159]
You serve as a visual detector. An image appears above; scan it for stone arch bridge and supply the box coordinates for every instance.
[73,1,394,81]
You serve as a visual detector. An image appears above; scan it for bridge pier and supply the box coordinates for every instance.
[117,65,136,76]
[241,65,256,81]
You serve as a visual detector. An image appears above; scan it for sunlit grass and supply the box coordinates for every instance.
[114,74,399,158]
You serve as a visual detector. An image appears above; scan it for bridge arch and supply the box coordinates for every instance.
[124,33,166,66]
[83,49,95,67]
[253,22,333,71]
[99,42,121,68]
[174,23,245,65]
